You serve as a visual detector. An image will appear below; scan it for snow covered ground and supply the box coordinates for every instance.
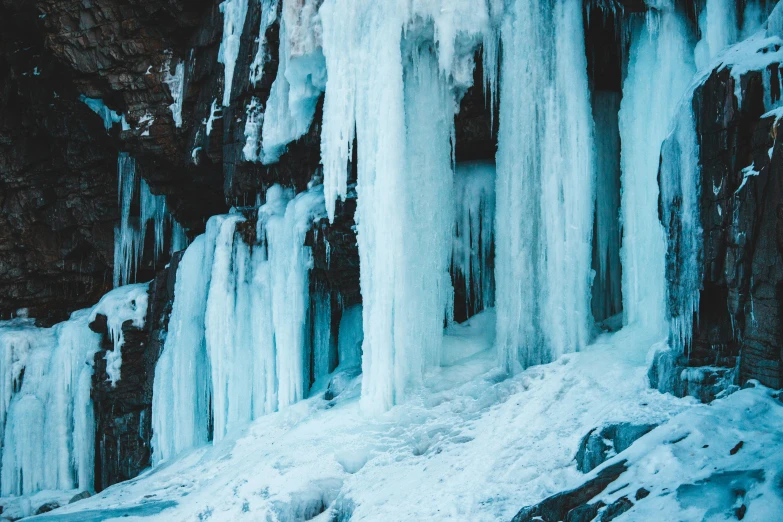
[24,318,707,522]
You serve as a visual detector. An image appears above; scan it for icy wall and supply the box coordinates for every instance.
[1,0,783,506]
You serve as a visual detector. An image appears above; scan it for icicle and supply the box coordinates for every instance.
[618,8,695,332]
[218,0,249,107]
[452,161,496,321]
[114,153,141,288]
[494,0,595,374]
[337,304,363,368]
[140,179,168,264]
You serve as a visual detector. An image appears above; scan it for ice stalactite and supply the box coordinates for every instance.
[618,7,695,333]
[591,91,623,323]
[152,186,327,458]
[494,0,595,374]
[452,161,495,322]
[218,0,249,107]
[113,153,188,287]
[0,286,143,496]
[660,105,702,355]
[259,0,326,164]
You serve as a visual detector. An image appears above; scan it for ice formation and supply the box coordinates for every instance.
[259,1,326,164]
[618,6,695,333]
[79,95,128,131]
[113,153,188,287]
[0,281,148,497]
[249,0,280,86]
[163,59,185,128]
[218,0,249,107]
[695,0,738,70]
[494,0,595,373]
[452,161,495,320]
[151,185,328,461]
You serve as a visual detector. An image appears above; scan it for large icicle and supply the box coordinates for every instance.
[114,153,140,288]
[218,0,249,107]
[494,0,595,373]
[695,0,738,70]
[618,7,695,332]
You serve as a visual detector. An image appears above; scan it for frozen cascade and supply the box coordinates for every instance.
[0,283,147,496]
[151,237,213,465]
[494,0,595,373]
[218,0,249,107]
[151,186,327,459]
[452,161,495,321]
[591,91,623,322]
[660,105,702,355]
[318,0,499,412]
[311,283,334,386]
[618,7,695,332]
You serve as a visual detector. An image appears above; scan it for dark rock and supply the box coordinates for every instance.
[34,502,60,515]
[68,491,92,504]
[648,348,740,403]
[91,259,177,490]
[511,460,628,522]
[599,496,632,521]
[575,423,657,473]
[730,441,744,455]
[661,63,783,391]
[634,487,649,500]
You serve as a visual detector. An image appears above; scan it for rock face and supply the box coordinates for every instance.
[575,423,657,473]
[658,64,783,396]
[89,259,176,491]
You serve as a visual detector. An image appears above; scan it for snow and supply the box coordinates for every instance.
[735,162,761,194]
[494,0,595,373]
[618,7,695,334]
[89,284,149,386]
[205,98,221,136]
[30,321,700,522]
[0,310,102,498]
[242,97,263,161]
[218,0,249,107]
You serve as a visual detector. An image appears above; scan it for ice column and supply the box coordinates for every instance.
[494,0,595,373]
[151,236,214,465]
[453,161,496,321]
[695,0,738,70]
[618,7,695,332]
